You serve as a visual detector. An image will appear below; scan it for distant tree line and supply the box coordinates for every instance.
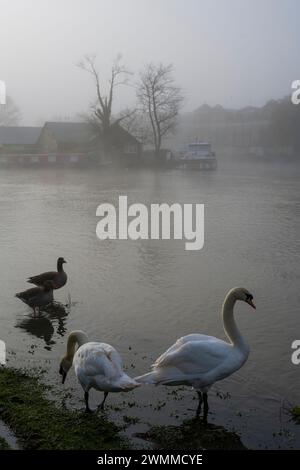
[78,56,183,159]
[2,59,299,158]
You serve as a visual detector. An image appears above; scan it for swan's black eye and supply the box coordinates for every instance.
[245,293,253,301]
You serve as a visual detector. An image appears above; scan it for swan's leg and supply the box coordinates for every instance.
[98,392,109,410]
[196,391,202,416]
[203,392,209,419]
[84,391,92,413]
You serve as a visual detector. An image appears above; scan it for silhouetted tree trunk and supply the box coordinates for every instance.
[137,63,183,161]
[78,54,134,155]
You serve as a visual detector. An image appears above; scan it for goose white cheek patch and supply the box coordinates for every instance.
[96,196,204,251]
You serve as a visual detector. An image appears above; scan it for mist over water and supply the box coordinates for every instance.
[1,156,300,449]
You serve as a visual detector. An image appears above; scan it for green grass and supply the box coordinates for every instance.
[290,407,300,424]
[0,367,127,450]
[0,437,11,450]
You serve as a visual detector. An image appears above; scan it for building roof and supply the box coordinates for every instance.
[0,122,140,150]
[0,126,42,145]
[43,122,95,144]
[109,123,140,145]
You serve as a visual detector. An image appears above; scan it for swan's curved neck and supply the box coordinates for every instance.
[222,293,247,350]
[66,331,88,359]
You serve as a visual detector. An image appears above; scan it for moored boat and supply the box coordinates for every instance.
[178,142,217,170]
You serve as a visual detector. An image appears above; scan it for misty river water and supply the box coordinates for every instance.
[0,157,299,449]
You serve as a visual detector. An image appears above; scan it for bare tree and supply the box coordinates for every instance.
[120,109,152,145]
[78,54,135,150]
[137,63,183,158]
[0,96,21,126]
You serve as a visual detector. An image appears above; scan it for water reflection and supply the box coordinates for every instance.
[136,417,246,450]
[15,302,69,350]
[1,165,299,449]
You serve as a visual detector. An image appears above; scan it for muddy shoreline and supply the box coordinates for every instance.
[0,367,127,450]
[0,366,255,450]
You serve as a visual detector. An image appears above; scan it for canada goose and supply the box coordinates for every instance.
[135,287,255,418]
[59,330,141,412]
[15,280,55,315]
[27,257,67,289]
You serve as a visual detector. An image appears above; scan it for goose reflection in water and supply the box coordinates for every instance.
[15,302,70,350]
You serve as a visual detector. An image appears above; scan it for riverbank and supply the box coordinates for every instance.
[291,407,300,424]
[0,366,253,450]
[1,365,299,450]
[0,437,10,449]
[0,367,127,450]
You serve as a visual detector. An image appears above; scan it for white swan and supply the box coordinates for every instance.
[135,287,255,417]
[59,331,140,412]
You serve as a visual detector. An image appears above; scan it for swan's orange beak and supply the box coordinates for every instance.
[247,299,256,309]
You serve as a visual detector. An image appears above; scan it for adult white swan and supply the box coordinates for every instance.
[135,287,256,417]
[59,331,140,412]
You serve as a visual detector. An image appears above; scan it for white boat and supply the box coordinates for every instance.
[179,142,217,170]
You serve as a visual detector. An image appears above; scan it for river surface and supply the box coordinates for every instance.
[0,157,300,449]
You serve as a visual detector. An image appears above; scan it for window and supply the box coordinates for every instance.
[30,156,39,163]
[48,155,56,163]
[69,155,79,162]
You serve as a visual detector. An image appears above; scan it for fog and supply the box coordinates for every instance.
[1,0,299,124]
[1,0,300,453]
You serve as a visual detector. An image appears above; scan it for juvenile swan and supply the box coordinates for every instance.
[59,330,140,412]
[135,287,256,417]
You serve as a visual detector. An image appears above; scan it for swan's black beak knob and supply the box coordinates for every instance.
[245,293,256,309]
[246,298,256,309]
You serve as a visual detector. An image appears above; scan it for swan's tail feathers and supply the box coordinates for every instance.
[134,371,158,385]
[119,374,142,391]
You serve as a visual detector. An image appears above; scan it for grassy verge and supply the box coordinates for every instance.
[0,366,251,450]
[290,407,300,424]
[0,367,127,450]
[0,437,11,450]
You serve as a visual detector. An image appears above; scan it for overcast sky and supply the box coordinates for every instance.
[1,0,299,125]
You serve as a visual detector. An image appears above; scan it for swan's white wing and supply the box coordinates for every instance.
[96,342,123,370]
[74,342,139,392]
[153,334,222,368]
[153,338,232,378]
[74,342,123,381]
